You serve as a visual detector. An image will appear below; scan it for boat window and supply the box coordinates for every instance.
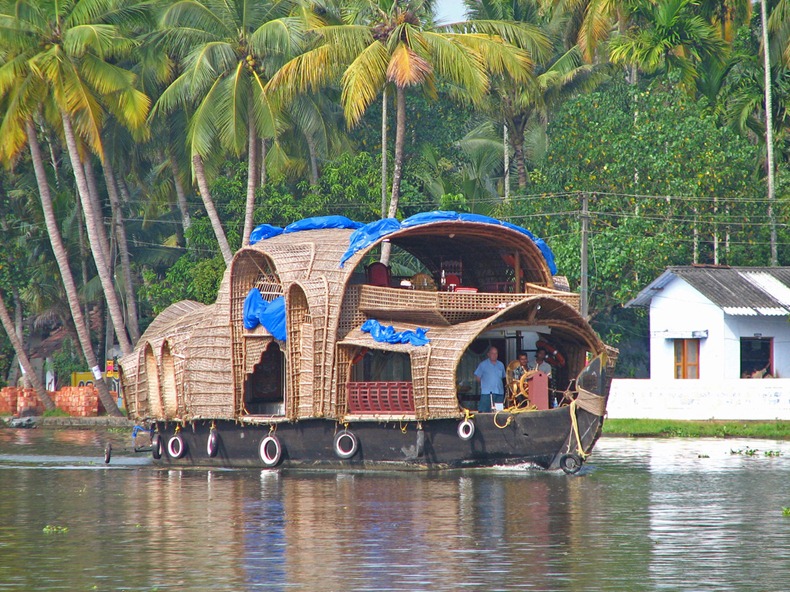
[352,351,412,382]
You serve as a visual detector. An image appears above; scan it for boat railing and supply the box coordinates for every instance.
[357,284,580,325]
[347,381,415,414]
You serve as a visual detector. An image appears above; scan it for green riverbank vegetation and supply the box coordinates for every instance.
[0,0,788,408]
[603,419,790,440]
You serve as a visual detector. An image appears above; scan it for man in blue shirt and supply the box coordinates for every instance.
[474,346,506,412]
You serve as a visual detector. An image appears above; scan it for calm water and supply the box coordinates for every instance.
[1,428,789,591]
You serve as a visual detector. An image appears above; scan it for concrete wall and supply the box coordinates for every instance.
[608,378,790,420]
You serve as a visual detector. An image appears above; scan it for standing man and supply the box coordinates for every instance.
[532,348,553,376]
[475,346,506,412]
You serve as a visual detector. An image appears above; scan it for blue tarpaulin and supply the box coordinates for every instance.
[242,289,287,341]
[249,224,284,245]
[360,319,430,346]
[339,217,402,268]
[337,211,557,275]
[283,215,363,234]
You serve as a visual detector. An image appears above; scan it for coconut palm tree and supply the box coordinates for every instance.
[267,0,550,241]
[0,0,149,416]
[466,0,605,190]
[608,0,726,87]
[151,0,306,251]
[0,0,151,361]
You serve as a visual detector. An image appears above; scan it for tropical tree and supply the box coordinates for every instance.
[152,0,306,252]
[466,0,605,190]
[0,0,150,416]
[608,0,726,88]
[268,0,550,256]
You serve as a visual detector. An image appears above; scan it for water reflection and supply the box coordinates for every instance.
[1,434,790,591]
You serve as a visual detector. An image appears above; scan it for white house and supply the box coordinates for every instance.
[609,266,790,420]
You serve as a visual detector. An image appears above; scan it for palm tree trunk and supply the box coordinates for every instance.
[100,145,140,342]
[259,138,267,187]
[243,115,259,247]
[26,120,122,417]
[381,87,388,218]
[0,291,55,410]
[306,136,319,185]
[61,111,133,357]
[381,86,406,266]
[388,86,406,219]
[168,153,192,235]
[193,154,234,264]
[760,0,777,265]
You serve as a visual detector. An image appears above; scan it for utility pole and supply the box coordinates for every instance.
[581,193,589,319]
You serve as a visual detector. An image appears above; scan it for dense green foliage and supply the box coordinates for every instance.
[0,0,788,384]
[603,419,790,439]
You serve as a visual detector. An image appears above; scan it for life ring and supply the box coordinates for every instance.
[167,434,187,459]
[457,419,475,441]
[206,428,219,457]
[333,430,359,459]
[151,433,163,459]
[536,340,566,367]
[259,435,283,466]
[559,453,583,475]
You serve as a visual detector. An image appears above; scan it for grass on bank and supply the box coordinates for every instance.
[603,419,790,440]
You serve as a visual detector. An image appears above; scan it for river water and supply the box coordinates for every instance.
[1,428,789,591]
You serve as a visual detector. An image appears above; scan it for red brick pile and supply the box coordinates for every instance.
[0,387,18,415]
[55,386,100,417]
[0,385,110,417]
[15,388,46,416]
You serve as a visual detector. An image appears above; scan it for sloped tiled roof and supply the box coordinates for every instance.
[627,266,790,316]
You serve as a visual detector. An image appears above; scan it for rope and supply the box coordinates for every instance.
[568,399,589,459]
[493,399,538,429]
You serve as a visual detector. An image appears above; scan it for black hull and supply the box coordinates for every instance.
[142,406,604,471]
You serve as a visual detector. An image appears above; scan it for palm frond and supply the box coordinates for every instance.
[340,40,389,126]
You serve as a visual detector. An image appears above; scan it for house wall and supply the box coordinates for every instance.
[608,378,790,420]
[649,278,790,382]
[649,279,725,379]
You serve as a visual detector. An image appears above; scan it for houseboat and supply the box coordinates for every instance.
[120,212,615,473]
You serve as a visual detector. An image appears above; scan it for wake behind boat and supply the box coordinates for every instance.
[119,212,616,473]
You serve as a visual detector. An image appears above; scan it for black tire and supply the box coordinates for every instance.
[259,435,283,467]
[167,434,187,459]
[206,429,219,457]
[457,419,475,441]
[333,430,359,459]
[104,442,112,464]
[151,433,163,460]
[559,453,583,475]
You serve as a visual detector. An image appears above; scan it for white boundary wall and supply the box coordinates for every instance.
[609,378,790,420]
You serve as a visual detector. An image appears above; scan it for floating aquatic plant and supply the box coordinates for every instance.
[43,525,69,534]
[783,507,790,517]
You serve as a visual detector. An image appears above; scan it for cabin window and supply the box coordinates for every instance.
[740,337,772,378]
[673,339,699,379]
[352,351,412,382]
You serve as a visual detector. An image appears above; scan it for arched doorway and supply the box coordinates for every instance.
[144,343,164,417]
[245,342,285,415]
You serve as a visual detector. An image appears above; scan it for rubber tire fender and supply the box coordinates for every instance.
[259,435,283,467]
[151,433,163,460]
[167,434,187,459]
[559,453,583,475]
[333,430,359,459]
[206,428,219,458]
[457,419,475,441]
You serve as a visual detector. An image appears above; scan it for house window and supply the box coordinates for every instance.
[674,339,699,379]
[740,337,772,378]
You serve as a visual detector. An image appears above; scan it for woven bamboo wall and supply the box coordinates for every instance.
[229,251,282,415]
[286,283,310,419]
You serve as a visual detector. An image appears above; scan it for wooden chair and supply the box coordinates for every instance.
[366,262,391,287]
